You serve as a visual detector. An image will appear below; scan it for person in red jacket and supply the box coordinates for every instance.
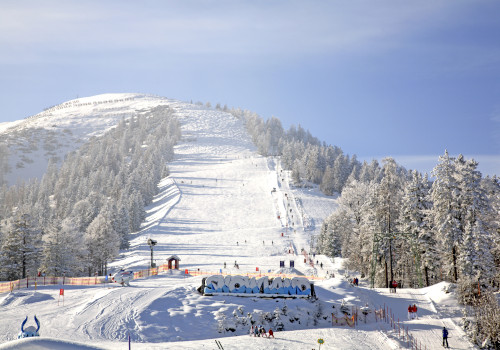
[412,304,418,319]
[408,305,413,320]
[268,328,274,338]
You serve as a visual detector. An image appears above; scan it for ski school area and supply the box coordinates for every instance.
[0,256,475,350]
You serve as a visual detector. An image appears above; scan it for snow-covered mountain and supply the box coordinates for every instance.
[0,94,476,349]
[0,93,173,185]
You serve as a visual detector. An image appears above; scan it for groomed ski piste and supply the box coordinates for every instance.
[0,94,477,349]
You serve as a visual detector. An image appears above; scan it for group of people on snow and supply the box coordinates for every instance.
[407,304,418,320]
[250,325,274,338]
[350,277,359,286]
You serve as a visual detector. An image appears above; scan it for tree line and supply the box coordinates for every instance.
[317,153,499,348]
[0,106,181,279]
[317,152,499,289]
[229,109,384,193]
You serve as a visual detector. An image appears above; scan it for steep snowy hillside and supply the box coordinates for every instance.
[112,100,339,276]
[0,93,173,185]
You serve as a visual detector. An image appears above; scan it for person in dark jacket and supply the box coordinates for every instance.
[442,326,449,348]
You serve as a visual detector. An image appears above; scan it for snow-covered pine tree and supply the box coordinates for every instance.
[455,157,496,286]
[418,173,440,286]
[371,157,404,287]
[117,204,131,250]
[480,175,500,286]
[431,150,462,282]
[317,209,347,258]
[85,208,120,276]
[128,190,146,232]
[291,160,302,186]
[41,218,85,276]
[273,307,285,331]
[319,165,335,195]
[398,170,427,288]
[70,199,99,233]
[336,179,371,277]
[303,145,322,184]
[264,117,284,156]
[333,154,352,193]
[0,213,42,280]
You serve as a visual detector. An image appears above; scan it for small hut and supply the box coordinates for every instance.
[167,255,181,270]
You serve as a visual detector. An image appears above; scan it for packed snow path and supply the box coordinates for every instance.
[119,105,294,274]
[119,103,338,276]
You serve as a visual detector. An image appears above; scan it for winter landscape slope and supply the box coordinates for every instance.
[0,94,476,349]
[0,93,171,186]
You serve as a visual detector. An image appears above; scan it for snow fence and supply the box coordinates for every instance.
[0,263,172,293]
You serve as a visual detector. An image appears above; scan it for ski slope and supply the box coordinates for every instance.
[0,95,476,349]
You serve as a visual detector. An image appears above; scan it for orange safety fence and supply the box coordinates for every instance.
[332,314,356,327]
[0,264,325,294]
[132,263,169,279]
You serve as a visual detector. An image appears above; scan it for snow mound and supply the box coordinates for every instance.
[0,292,54,307]
[273,267,304,276]
[0,337,105,350]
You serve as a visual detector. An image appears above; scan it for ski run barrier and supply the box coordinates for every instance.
[376,304,429,350]
[200,275,315,298]
[0,263,169,293]
[0,264,323,294]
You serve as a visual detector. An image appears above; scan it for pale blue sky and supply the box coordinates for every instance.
[1,1,499,175]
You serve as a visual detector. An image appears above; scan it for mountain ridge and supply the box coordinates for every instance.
[0,93,178,186]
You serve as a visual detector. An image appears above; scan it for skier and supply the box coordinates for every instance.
[268,328,274,338]
[413,304,418,319]
[408,305,413,320]
[442,326,449,348]
[253,325,259,337]
[224,262,226,269]
[260,326,266,337]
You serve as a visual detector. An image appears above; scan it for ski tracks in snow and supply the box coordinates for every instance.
[376,287,475,349]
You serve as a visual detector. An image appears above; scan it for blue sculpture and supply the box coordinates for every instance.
[18,316,40,338]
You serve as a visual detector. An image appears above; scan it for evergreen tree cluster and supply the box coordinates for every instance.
[229,109,383,194]
[318,152,500,293]
[0,106,181,279]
